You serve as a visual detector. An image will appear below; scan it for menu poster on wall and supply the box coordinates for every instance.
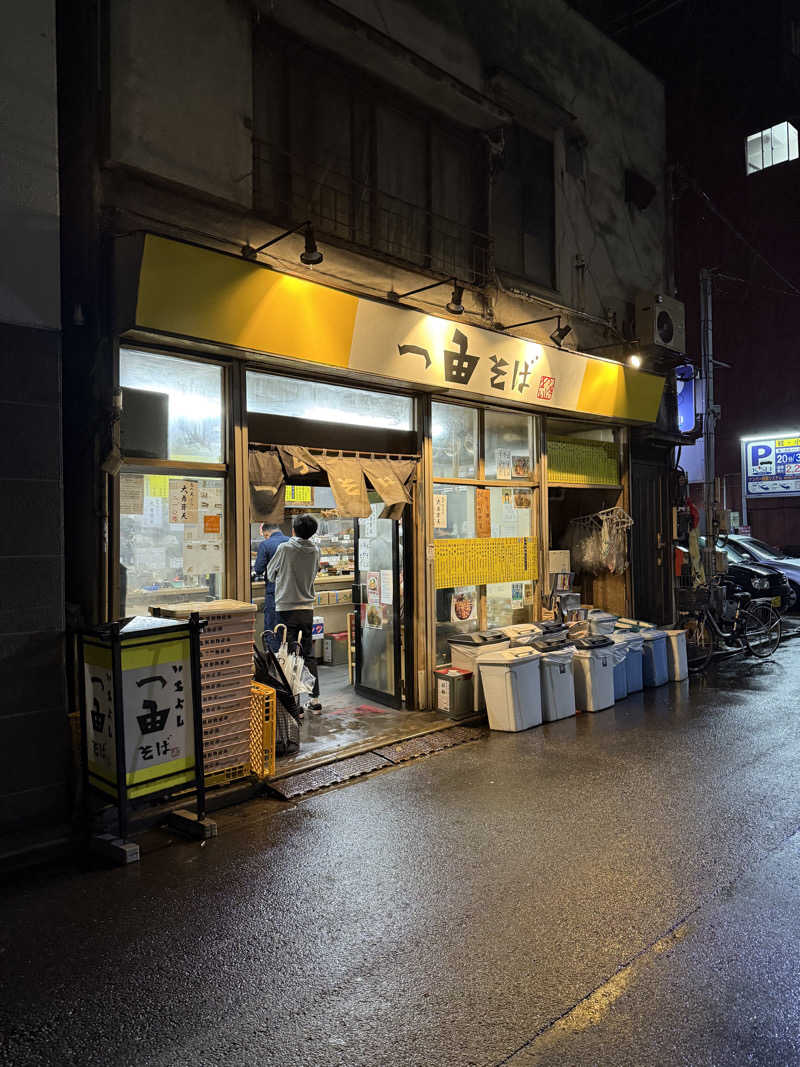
[120,474,145,515]
[142,497,164,528]
[495,448,512,480]
[358,540,371,571]
[367,572,380,604]
[512,455,530,479]
[450,588,477,623]
[524,582,534,605]
[380,569,393,605]
[168,479,198,524]
[513,488,531,509]
[147,475,169,498]
[433,493,448,529]
[511,582,524,604]
[285,485,313,504]
[501,488,515,521]
[203,514,221,534]
[476,488,491,538]
[183,540,223,575]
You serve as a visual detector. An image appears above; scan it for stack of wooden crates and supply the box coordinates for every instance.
[151,599,258,783]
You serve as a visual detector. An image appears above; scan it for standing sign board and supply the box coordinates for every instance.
[80,615,206,839]
[742,436,800,499]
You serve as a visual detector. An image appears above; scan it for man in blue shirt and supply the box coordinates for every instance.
[252,522,289,650]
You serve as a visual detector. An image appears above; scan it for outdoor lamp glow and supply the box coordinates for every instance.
[627,353,642,368]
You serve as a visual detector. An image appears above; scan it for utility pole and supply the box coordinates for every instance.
[700,268,717,577]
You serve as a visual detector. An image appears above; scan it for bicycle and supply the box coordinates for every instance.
[681,576,782,672]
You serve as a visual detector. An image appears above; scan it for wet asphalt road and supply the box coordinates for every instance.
[3,645,800,1067]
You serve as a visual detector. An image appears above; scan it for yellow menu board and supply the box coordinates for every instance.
[434,537,538,589]
[547,436,619,485]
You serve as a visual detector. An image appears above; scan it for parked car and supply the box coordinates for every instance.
[727,535,800,609]
[676,539,795,612]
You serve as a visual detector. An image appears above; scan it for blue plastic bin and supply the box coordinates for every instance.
[642,629,668,687]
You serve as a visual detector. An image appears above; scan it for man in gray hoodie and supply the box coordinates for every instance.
[267,513,321,710]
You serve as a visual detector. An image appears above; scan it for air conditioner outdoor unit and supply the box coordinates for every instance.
[635,292,686,353]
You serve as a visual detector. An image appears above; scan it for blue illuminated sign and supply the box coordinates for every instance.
[676,366,695,433]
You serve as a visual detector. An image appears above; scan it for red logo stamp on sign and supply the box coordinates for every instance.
[537,375,556,400]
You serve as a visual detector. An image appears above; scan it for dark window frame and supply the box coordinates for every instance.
[252,22,490,285]
[492,123,556,292]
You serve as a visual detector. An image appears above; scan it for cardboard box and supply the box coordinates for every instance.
[315,591,331,607]
[549,550,571,574]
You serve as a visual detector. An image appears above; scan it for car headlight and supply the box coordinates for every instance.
[752,577,770,589]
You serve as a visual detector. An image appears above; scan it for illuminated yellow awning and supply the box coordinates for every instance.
[117,232,665,424]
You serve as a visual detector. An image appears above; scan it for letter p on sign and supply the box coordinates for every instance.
[750,442,774,474]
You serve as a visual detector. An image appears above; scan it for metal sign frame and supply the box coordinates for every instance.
[78,614,207,840]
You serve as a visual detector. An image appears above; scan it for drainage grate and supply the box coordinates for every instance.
[269,751,392,799]
[374,726,485,764]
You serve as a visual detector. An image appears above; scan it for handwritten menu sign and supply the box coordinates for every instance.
[476,488,491,538]
[168,479,198,524]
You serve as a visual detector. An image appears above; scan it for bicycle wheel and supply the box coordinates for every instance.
[742,605,782,658]
[685,613,714,671]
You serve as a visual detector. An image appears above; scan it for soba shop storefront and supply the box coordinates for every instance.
[112,233,664,762]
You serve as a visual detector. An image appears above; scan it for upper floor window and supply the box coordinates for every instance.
[253,27,489,285]
[492,125,555,290]
[746,122,799,173]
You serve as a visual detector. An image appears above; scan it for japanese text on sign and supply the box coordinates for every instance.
[744,437,800,498]
[399,328,546,398]
[168,478,199,523]
[434,537,538,589]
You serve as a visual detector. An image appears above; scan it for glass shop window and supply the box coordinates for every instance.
[246,371,413,430]
[432,483,476,539]
[432,402,478,479]
[484,410,533,479]
[120,349,223,464]
[119,474,226,617]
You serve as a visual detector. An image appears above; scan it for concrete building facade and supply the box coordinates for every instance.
[0,1,66,838]
[22,0,679,841]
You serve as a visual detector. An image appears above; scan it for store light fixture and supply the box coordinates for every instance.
[494,313,573,348]
[583,338,643,367]
[446,284,465,315]
[241,221,323,266]
[549,320,573,347]
[388,277,465,315]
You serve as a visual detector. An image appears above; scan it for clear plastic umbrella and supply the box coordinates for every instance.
[273,624,314,699]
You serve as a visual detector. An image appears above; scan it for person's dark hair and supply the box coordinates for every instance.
[260,522,279,534]
[292,513,318,539]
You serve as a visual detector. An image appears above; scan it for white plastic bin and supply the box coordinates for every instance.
[479,648,542,731]
[588,611,619,636]
[642,629,669,687]
[538,647,576,722]
[449,632,511,711]
[500,623,540,646]
[612,632,644,693]
[572,637,615,712]
[664,629,689,682]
